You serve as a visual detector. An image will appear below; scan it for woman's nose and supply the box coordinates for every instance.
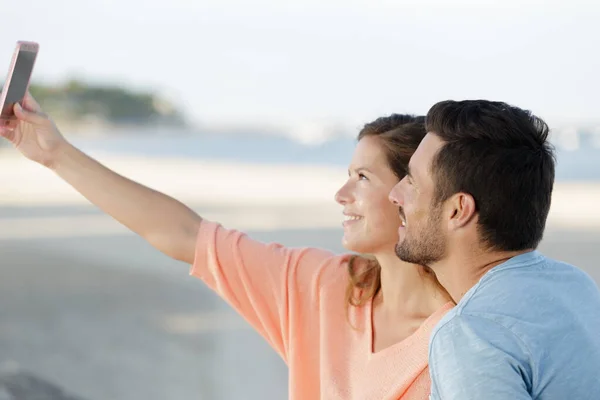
[335,183,351,205]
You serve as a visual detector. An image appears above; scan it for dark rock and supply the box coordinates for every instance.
[0,370,85,400]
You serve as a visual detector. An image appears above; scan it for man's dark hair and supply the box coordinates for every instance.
[426,100,556,251]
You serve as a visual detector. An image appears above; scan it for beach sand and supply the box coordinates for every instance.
[1,149,599,399]
[1,149,599,230]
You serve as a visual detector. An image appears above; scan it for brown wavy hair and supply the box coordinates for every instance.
[344,114,427,311]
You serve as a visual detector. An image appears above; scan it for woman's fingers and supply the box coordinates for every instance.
[22,92,42,113]
[13,102,48,125]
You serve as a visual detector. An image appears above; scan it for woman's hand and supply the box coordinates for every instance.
[0,92,69,169]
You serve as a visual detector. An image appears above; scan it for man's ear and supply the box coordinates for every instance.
[446,192,477,230]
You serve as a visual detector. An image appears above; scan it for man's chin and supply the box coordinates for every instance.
[395,242,423,265]
[394,243,410,261]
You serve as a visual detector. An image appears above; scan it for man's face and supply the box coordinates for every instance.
[389,133,448,266]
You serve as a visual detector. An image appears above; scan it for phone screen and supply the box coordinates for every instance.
[1,49,37,118]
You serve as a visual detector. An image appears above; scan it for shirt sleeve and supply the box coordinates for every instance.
[429,314,534,400]
[189,219,344,363]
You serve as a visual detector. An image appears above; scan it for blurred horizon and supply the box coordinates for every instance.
[2,76,600,151]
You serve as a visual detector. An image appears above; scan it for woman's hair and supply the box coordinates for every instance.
[344,114,427,311]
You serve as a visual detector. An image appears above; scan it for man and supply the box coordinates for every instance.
[389,100,600,399]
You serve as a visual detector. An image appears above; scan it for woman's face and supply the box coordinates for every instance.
[335,135,402,255]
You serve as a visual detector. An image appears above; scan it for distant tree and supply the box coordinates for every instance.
[27,80,186,127]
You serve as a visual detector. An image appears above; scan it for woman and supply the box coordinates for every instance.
[1,94,454,399]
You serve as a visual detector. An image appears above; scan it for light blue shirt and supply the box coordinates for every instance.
[429,250,600,399]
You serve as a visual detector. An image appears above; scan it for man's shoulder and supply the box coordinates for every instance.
[429,254,600,399]
[431,252,600,352]
[461,252,598,314]
[428,310,532,374]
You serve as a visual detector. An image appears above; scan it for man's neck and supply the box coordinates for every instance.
[434,249,533,303]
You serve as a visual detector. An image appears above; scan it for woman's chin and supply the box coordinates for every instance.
[342,236,372,254]
[342,233,399,256]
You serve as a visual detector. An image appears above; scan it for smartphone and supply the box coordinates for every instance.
[0,41,39,125]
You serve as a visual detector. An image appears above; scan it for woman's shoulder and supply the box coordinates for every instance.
[197,218,355,286]
[289,247,353,281]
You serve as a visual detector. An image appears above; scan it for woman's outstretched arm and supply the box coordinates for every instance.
[1,93,200,263]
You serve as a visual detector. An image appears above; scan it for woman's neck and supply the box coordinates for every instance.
[373,251,453,317]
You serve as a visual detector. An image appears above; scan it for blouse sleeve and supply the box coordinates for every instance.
[190,219,345,362]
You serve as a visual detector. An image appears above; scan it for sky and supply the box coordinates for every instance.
[2,0,599,134]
